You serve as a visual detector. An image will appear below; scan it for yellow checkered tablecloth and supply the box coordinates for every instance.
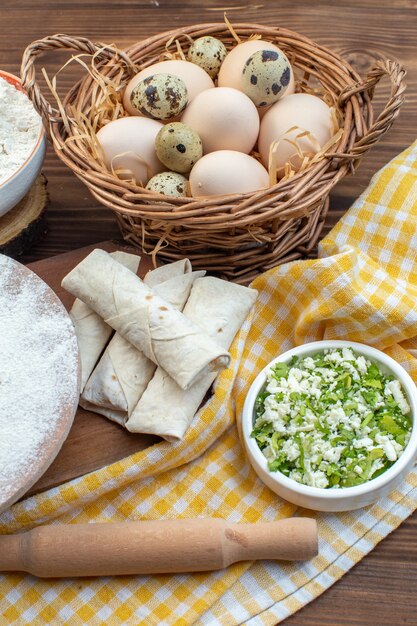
[1,141,417,625]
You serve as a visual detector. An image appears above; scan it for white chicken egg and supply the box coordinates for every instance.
[123,60,214,116]
[189,150,269,197]
[181,87,259,154]
[96,116,164,185]
[218,39,295,96]
[258,93,335,177]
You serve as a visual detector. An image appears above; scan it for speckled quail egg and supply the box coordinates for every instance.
[146,171,188,197]
[187,36,227,79]
[155,122,203,174]
[123,61,214,116]
[241,49,292,107]
[130,73,188,120]
[218,40,295,96]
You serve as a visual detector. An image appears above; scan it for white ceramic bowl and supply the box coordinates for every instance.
[241,340,417,512]
[0,70,46,217]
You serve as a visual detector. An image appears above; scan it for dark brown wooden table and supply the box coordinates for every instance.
[1,1,417,623]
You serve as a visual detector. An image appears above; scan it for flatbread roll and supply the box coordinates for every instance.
[69,251,140,391]
[126,277,258,441]
[80,260,205,425]
[62,249,230,390]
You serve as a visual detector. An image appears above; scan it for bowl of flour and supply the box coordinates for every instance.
[0,70,46,217]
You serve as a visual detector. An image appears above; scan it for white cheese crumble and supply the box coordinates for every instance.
[385,379,410,414]
[251,348,412,489]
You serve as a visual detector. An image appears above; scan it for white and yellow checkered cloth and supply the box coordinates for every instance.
[1,141,417,625]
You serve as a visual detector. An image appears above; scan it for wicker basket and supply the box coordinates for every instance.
[21,24,406,281]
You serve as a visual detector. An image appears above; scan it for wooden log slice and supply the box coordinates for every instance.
[0,174,48,257]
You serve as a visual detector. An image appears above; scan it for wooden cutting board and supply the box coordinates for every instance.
[26,241,160,498]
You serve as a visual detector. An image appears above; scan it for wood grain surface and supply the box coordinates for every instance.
[0,174,48,256]
[1,0,417,623]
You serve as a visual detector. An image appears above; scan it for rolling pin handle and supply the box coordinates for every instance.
[222,518,318,565]
[0,534,26,572]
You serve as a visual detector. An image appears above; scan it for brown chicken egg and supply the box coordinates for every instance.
[258,93,335,176]
[189,150,269,197]
[96,116,164,185]
[181,87,259,154]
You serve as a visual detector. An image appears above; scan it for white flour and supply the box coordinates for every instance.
[0,255,79,504]
[0,76,42,184]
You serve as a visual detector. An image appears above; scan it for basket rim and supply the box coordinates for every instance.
[123,22,363,82]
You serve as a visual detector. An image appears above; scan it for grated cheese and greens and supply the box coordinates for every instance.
[251,348,412,489]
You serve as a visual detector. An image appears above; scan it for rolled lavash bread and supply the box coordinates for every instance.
[80,260,205,426]
[61,249,230,390]
[69,251,140,392]
[125,277,258,441]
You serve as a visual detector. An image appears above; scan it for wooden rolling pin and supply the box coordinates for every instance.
[0,518,318,577]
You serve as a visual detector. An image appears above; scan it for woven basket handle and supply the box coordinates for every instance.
[20,33,136,138]
[337,59,406,160]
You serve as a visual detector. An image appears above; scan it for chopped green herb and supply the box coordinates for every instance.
[272,362,289,380]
